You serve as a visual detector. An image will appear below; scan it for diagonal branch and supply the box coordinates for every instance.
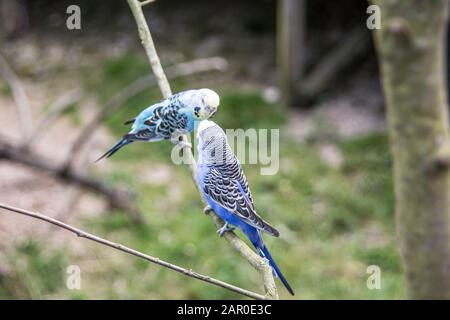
[27,88,84,147]
[126,0,279,299]
[139,0,155,7]
[0,201,266,300]
[0,138,142,223]
[0,52,33,142]
[127,0,171,98]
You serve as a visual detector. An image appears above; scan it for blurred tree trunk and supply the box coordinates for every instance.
[373,0,450,299]
[277,0,305,107]
[0,0,28,38]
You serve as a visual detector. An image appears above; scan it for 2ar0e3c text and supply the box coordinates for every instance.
[220,304,271,316]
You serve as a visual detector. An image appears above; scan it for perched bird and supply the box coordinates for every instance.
[196,120,294,295]
[96,88,220,161]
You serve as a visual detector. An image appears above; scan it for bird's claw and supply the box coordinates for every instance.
[171,134,192,149]
[203,205,212,215]
[217,222,235,237]
[170,135,183,145]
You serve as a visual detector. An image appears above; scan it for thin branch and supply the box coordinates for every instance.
[26,88,83,147]
[0,52,33,142]
[127,0,171,98]
[63,57,227,169]
[139,0,155,7]
[0,202,266,300]
[126,0,279,299]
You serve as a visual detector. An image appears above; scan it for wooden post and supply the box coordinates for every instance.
[277,0,305,107]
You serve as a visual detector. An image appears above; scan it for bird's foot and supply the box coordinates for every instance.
[170,134,183,145]
[171,134,192,149]
[203,205,212,215]
[178,139,192,149]
[170,129,189,143]
[217,222,235,237]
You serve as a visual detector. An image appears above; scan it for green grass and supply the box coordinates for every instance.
[1,54,404,299]
[0,240,66,299]
[0,80,12,96]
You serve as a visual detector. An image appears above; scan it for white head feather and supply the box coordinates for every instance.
[198,88,220,109]
[196,120,232,165]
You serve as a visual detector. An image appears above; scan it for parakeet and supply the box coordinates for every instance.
[196,120,294,296]
[96,88,220,161]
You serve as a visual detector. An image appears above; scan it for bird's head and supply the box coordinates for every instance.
[192,88,220,120]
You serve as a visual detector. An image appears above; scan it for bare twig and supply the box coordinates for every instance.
[63,57,227,169]
[126,0,279,299]
[139,0,155,6]
[0,52,32,142]
[0,138,142,223]
[127,0,171,98]
[0,201,266,300]
[27,88,83,146]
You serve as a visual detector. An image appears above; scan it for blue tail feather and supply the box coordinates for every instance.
[259,244,294,296]
[244,227,294,296]
[95,138,133,162]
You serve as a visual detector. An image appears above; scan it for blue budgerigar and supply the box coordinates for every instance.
[96,88,220,161]
[196,120,294,295]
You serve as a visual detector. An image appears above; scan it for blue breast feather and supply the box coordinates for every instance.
[197,164,250,230]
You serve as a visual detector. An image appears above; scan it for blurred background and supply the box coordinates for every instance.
[0,0,402,299]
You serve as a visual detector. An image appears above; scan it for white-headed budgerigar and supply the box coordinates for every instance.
[196,120,294,295]
[96,88,220,161]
